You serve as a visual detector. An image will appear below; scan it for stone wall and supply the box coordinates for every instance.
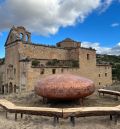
[18,44,112,91]
[0,64,5,85]
[26,66,80,90]
[0,64,5,93]
[5,43,20,88]
[0,26,113,93]
[68,48,79,60]
[25,63,112,90]
[96,65,112,87]
[78,48,97,80]
[19,43,69,60]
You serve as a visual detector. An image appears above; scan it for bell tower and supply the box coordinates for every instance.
[5,26,31,46]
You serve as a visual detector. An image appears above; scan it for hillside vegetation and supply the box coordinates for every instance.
[97,54,120,81]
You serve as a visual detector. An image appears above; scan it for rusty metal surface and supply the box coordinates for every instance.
[35,74,95,100]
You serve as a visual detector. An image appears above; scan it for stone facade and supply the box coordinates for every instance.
[0,26,112,94]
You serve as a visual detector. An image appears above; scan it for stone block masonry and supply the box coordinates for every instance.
[0,26,112,93]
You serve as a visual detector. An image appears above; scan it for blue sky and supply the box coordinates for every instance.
[0,0,120,58]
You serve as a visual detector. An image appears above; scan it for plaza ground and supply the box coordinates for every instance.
[0,84,120,129]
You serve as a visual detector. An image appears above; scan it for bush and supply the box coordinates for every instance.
[46,59,79,68]
[32,60,40,67]
[46,59,59,66]
[71,60,79,67]
[112,64,120,81]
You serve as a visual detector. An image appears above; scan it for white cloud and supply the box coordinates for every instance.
[0,0,110,36]
[99,0,114,13]
[81,41,111,54]
[0,0,116,36]
[109,43,120,55]
[111,23,119,27]
[82,41,120,55]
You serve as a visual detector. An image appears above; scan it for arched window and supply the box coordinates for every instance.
[9,82,13,93]
[26,35,29,42]
[20,33,24,40]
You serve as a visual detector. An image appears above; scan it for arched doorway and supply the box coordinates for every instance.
[2,85,4,94]
[9,82,13,93]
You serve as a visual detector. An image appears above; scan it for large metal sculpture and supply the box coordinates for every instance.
[35,74,95,100]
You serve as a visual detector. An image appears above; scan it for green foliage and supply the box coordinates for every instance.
[32,60,40,67]
[71,60,79,67]
[46,59,59,66]
[97,54,120,64]
[46,59,79,68]
[112,64,120,81]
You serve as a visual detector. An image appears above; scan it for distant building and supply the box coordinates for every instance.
[0,26,112,94]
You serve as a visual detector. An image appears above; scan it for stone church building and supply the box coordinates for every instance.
[0,26,112,94]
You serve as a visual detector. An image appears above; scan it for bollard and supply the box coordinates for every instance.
[21,113,23,119]
[110,115,112,120]
[70,116,75,127]
[53,116,59,126]
[114,114,118,125]
[15,113,17,121]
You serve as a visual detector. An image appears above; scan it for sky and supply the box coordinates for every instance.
[0,0,120,58]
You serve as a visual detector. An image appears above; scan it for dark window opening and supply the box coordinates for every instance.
[99,74,100,77]
[40,69,44,74]
[105,73,107,77]
[87,54,90,60]
[99,82,101,85]
[52,69,56,74]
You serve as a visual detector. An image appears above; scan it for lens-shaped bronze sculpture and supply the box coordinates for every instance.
[35,74,95,100]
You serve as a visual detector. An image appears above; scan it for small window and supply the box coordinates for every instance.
[40,69,44,74]
[105,73,107,77]
[99,82,101,85]
[99,74,100,77]
[52,69,56,74]
[87,54,90,60]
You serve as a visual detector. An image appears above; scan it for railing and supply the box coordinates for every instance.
[0,99,120,126]
[98,89,120,100]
